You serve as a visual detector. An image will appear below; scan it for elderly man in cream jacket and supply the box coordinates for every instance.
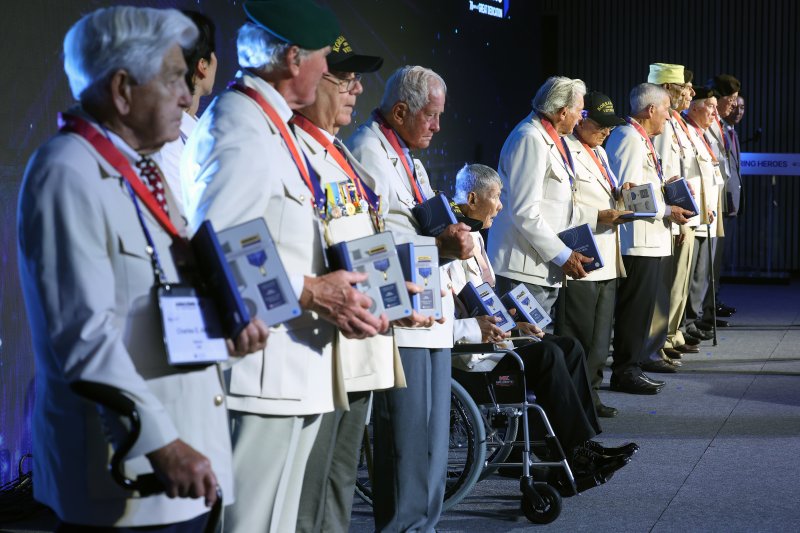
[488,76,598,318]
[605,83,694,395]
[181,4,388,532]
[558,92,630,418]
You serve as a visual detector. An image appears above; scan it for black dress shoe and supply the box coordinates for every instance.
[663,356,682,367]
[675,344,699,354]
[610,373,663,394]
[595,403,618,418]
[642,359,678,373]
[663,348,683,359]
[569,445,631,483]
[582,440,639,457]
[695,320,713,331]
[682,334,701,346]
[640,372,666,386]
[716,306,733,317]
[718,303,736,315]
[687,326,714,340]
[704,318,729,328]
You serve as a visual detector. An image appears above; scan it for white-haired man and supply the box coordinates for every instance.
[488,76,596,317]
[18,6,268,530]
[605,83,693,394]
[182,2,387,531]
[346,65,471,532]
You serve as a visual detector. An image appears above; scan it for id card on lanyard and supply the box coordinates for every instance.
[59,113,229,366]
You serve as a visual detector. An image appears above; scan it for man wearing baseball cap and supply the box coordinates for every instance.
[181,2,389,532]
[559,91,631,416]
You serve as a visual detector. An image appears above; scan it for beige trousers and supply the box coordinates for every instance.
[665,227,696,349]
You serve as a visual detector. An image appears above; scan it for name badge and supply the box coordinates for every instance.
[157,286,229,366]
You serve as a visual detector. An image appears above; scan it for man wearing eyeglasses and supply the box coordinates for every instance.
[557,92,631,418]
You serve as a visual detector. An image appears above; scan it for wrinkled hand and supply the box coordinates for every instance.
[598,209,634,226]
[227,318,269,356]
[300,271,389,339]
[435,223,474,260]
[147,439,218,507]
[669,206,694,225]
[561,250,593,279]
[393,281,435,328]
[707,209,715,224]
[476,315,510,344]
[516,321,545,339]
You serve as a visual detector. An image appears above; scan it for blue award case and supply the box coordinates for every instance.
[328,232,412,321]
[557,223,605,273]
[214,218,302,327]
[396,242,443,320]
[411,192,458,236]
[663,178,699,217]
[458,281,517,333]
[620,183,660,218]
[500,283,552,329]
[190,220,251,339]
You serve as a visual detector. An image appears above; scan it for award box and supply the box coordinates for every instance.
[412,192,458,236]
[557,223,605,273]
[397,242,443,320]
[664,178,700,217]
[500,283,552,329]
[458,281,516,333]
[620,183,660,218]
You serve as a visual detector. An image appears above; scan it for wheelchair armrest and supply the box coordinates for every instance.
[451,342,498,354]
[70,380,164,496]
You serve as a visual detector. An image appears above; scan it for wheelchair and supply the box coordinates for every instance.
[354,339,575,524]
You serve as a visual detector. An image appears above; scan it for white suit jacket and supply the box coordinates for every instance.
[17,115,232,526]
[605,122,672,257]
[566,136,624,280]
[346,116,455,349]
[487,113,597,288]
[182,71,335,416]
[688,124,724,237]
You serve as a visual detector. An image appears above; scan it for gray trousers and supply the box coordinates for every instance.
[702,235,724,317]
[495,275,560,322]
[555,278,617,406]
[372,347,451,533]
[296,391,371,533]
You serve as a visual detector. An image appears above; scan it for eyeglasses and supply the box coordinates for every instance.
[323,73,362,93]
[581,112,615,132]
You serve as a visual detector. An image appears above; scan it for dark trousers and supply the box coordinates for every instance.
[57,513,208,532]
[372,347,451,533]
[555,279,617,406]
[491,335,600,453]
[613,255,672,376]
[703,235,725,317]
[296,390,371,533]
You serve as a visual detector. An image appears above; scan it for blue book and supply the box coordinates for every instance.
[664,178,699,217]
[190,220,251,339]
[328,232,412,321]
[557,223,605,273]
[396,242,443,320]
[500,283,552,329]
[458,281,516,333]
[620,183,659,218]
[215,218,301,327]
[412,192,458,236]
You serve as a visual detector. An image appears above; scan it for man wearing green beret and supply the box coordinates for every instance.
[181,2,388,532]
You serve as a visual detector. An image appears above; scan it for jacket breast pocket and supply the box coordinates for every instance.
[542,171,572,203]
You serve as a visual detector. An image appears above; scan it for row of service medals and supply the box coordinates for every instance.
[325,180,370,220]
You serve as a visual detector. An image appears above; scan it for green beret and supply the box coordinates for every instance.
[244,0,340,50]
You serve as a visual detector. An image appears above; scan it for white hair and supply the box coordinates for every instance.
[237,22,311,74]
[454,163,501,203]
[379,65,447,115]
[532,76,586,115]
[630,83,670,114]
[63,6,197,101]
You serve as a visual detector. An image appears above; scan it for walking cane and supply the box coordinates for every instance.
[706,225,718,346]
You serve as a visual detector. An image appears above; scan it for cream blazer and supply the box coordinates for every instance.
[566,136,625,281]
[487,113,598,287]
[605,122,672,257]
[346,117,455,349]
[18,116,232,526]
[182,71,335,416]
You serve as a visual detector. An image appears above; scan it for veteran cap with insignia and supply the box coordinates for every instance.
[582,91,626,128]
[648,63,685,85]
[692,86,719,100]
[327,35,383,73]
[244,0,340,50]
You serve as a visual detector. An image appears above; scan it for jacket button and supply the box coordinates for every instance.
[299,194,305,202]
[214,395,224,406]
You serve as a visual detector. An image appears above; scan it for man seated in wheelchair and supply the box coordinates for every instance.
[446,163,638,493]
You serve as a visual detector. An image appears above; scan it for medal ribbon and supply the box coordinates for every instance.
[577,137,616,191]
[625,117,664,182]
[371,109,425,204]
[537,113,575,178]
[58,113,180,239]
[685,115,719,164]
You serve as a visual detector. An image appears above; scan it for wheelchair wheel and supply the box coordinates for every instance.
[354,379,486,510]
[478,406,520,480]
[521,482,562,524]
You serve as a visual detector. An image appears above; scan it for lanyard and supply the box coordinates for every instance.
[228,83,324,214]
[371,109,426,204]
[290,113,381,216]
[625,117,664,182]
[537,113,575,179]
[58,113,181,240]
[685,115,719,164]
